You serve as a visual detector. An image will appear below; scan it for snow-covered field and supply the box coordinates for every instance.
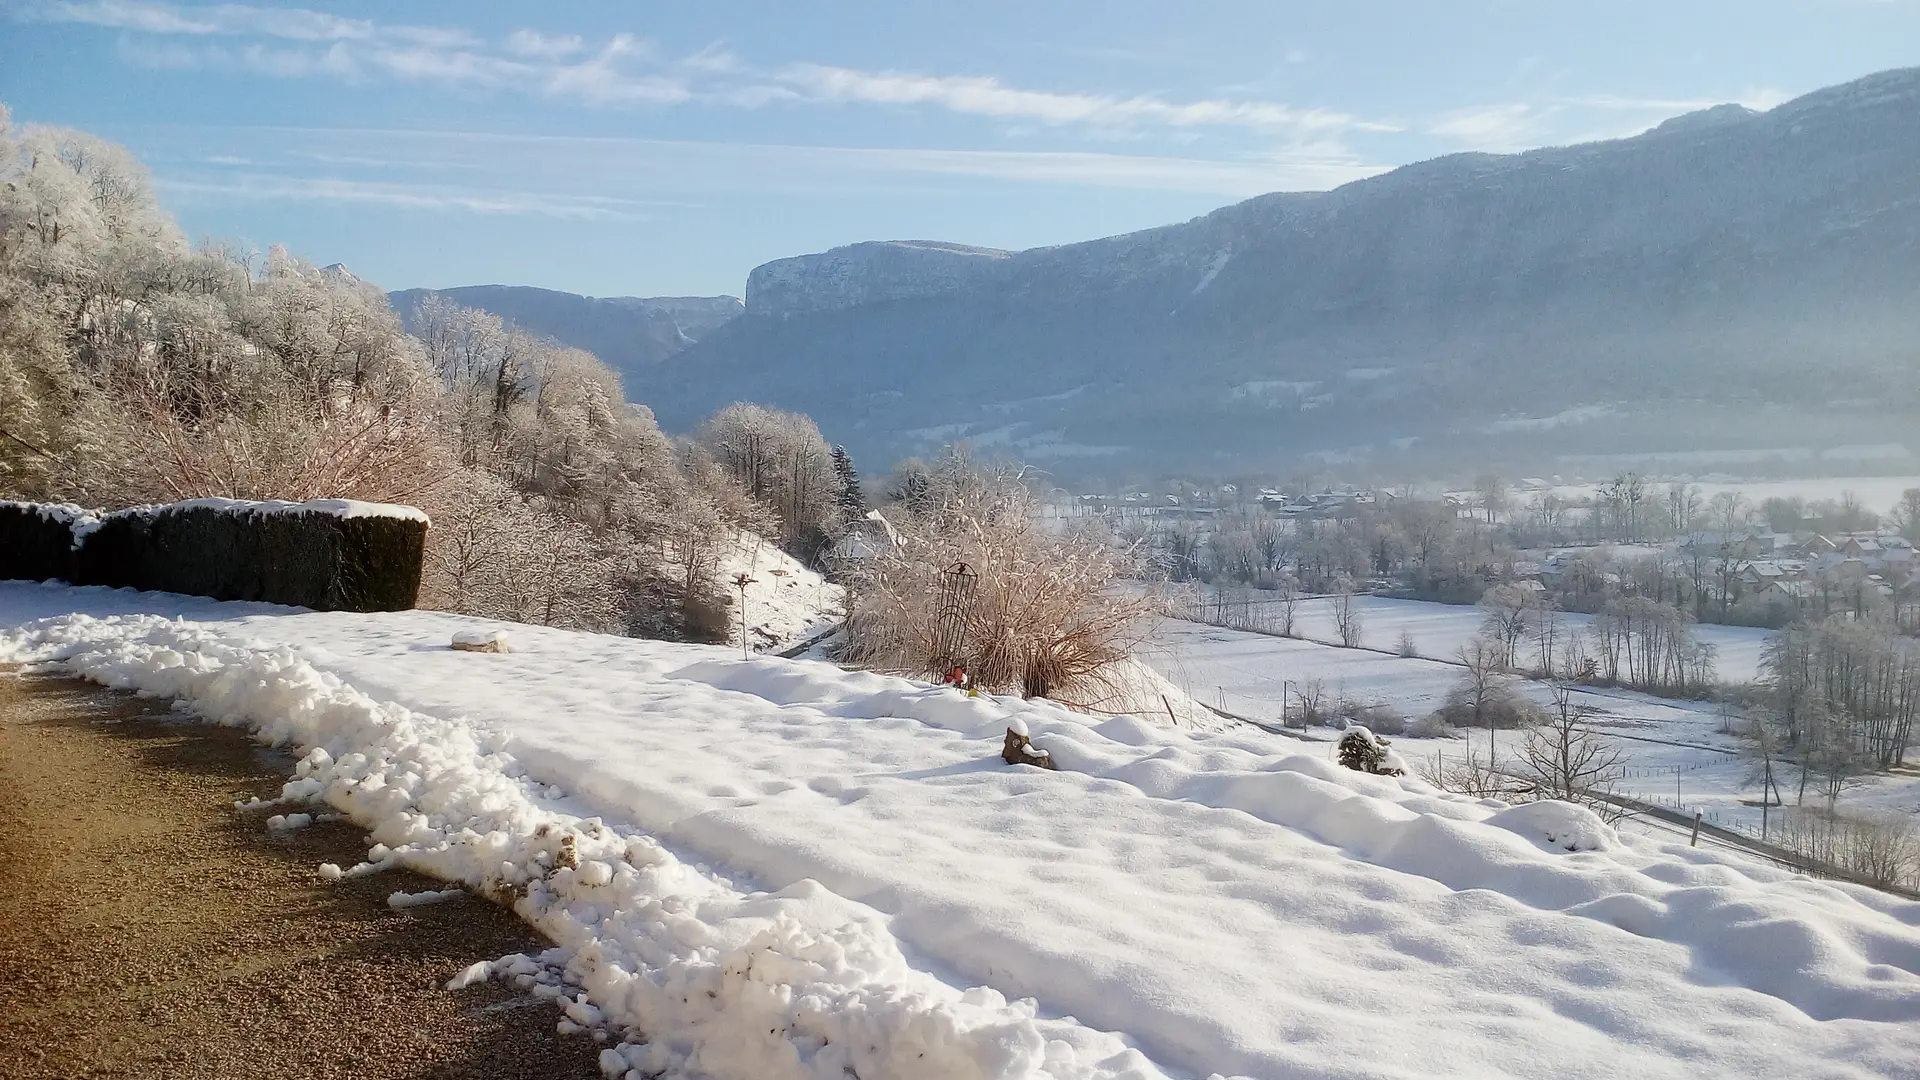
[5,581,1920,1079]
[1189,594,1771,684]
[1528,475,1920,514]
[1139,616,1920,838]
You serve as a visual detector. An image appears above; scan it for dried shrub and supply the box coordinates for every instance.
[842,458,1152,701]
[1771,807,1920,891]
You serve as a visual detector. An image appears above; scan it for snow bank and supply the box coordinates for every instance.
[0,608,1159,1080]
[4,583,1920,1080]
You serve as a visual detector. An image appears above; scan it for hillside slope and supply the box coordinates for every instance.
[387,285,742,389]
[651,68,1920,476]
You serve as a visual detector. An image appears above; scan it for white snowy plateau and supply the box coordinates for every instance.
[2,580,1919,1080]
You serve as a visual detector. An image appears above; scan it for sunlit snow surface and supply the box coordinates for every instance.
[3,580,1919,1080]
[1137,604,1920,835]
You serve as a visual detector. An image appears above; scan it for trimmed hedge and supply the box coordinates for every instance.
[0,502,80,583]
[1,498,428,613]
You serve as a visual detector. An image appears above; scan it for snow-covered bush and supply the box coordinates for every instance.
[1397,628,1419,658]
[841,450,1152,700]
[1336,726,1402,776]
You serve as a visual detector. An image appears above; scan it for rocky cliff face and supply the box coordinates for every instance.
[616,295,745,338]
[651,67,1920,477]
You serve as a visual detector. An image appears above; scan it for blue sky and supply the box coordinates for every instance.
[5,1,1917,298]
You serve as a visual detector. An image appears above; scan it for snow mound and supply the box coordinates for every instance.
[450,627,511,652]
[1487,799,1617,853]
[1057,655,1224,732]
[388,888,465,909]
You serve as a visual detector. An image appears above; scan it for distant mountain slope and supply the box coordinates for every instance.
[386,285,742,388]
[646,67,1920,477]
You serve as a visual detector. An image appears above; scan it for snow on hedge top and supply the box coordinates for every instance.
[136,496,430,524]
[1,499,95,526]
[5,496,430,542]
[2,499,102,546]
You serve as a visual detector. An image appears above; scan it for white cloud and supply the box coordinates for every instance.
[184,125,1387,200]
[43,0,368,40]
[1428,103,1556,151]
[35,0,1373,138]
[1425,86,1787,152]
[505,28,584,60]
[769,64,1358,132]
[791,143,1384,193]
[156,174,660,219]
[36,0,476,46]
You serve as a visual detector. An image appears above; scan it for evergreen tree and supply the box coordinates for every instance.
[831,444,865,522]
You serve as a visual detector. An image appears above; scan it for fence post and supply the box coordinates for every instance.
[1690,809,1703,847]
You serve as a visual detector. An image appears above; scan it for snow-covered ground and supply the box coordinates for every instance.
[717,537,842,653]
[1140,616,1920,838]
[1214,594,1772,684]
[5,580,1920,1079]
[1524,475,1920,513]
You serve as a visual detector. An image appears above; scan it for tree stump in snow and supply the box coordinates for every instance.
[1002,728,1055,770]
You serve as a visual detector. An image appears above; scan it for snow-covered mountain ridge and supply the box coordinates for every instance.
[650,67,1920,474]
[748,241,1018,318]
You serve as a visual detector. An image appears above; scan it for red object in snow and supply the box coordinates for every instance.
[945,665,967,686]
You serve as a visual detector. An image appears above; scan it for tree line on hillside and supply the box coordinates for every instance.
[1144,476,1920,633]
[0,108,864,642]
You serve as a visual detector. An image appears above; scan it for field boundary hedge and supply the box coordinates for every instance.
[1,498,428,612]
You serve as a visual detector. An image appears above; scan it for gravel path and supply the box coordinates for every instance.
[0,671,605,1079]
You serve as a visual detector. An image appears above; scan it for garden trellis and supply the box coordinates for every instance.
[932,561,978,669]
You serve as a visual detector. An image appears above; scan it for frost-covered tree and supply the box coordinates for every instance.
[1478,584,1539,670]
[1332,575,1364,648]
[698,402,837,557]
[1519,685,1624,811]
[0,113,837,646]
